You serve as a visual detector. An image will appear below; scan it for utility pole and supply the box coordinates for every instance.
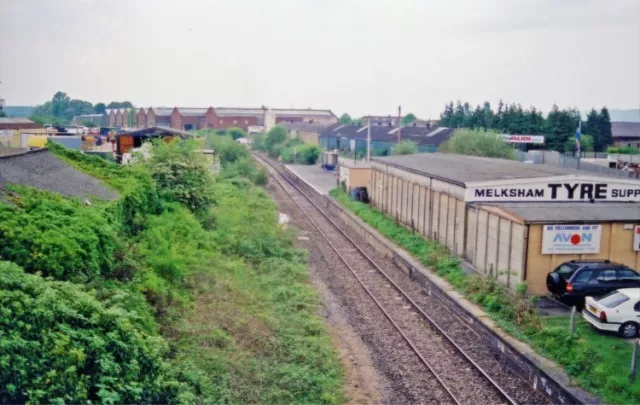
[367,116,371,161]
[397,105,402,144]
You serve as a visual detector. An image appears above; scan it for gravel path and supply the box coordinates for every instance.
[256,153,551,405]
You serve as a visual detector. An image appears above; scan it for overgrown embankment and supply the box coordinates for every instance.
[330,188,640,405]
[0,140,342,404]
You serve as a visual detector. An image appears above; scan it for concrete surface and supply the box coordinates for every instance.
[286,164,338,195]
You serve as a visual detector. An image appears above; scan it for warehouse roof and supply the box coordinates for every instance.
[482,202,640,223]
[177,107,209,116]
[280,121,333,132]
[372,153,616,185]
[273,108,336,118]
[214,107,264,117]
[612,122,640,139]
[116,126,192,138]
[322,124,454,146]
[0,117,36,124]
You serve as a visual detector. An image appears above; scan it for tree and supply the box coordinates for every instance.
[482,102,494,130]
[338,113,352,124]
[440,102,454,127]
[439,129,515,159]
[392,140,417,155]
[565,134,594,153]
[452,100,465,128]
[493,99,504,130]
[94,102,107,114]
[107,101,133,109]
[66,99,93,120]
[0,95,6,118]
[597,107,612,151]
[401,113,417,126]
[51,91,70,117]
[264,126,288,158]
[226,127,247,140]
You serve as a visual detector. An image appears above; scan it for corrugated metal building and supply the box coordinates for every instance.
[370,153,640,295]
[320,123,454,156]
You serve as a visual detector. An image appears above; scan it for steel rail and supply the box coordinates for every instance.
[253,152,519,405]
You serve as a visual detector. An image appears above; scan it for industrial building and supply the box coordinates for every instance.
[612,122,640,148]
[366,153,640,295]
[320,123,455,155]
[91,107,338,132]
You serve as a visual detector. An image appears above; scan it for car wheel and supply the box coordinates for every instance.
[619,322,639,338]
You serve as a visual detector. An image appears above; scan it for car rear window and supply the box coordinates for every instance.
[556,264,576,280]
[573,270,593,283]
[619,269,640,281]
[597,291,630,308]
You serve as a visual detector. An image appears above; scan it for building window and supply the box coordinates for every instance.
[233,120,238,124]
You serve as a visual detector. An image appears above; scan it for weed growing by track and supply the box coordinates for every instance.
[330,188,640,405]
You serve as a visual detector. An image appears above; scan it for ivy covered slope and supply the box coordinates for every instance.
[0,140,342,404]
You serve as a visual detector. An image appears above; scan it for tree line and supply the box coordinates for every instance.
[30,91,133,125]
[439,100,612,152]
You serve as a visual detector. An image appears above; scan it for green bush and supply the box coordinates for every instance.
[226,127,247,140]
[0,261,186,404]
[0,186,120,282]
[565,135,594,153]
[607,146,639,155]
[251,133,265,151]
[392,140,418,155]
[264,126,288,158]
[144,140,216,213]
[219,158,268,185]
[206,134,249,165]
[439,129,515,159]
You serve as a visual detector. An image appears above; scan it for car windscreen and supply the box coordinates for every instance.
[555,264,576,280]
[597,291,630,308]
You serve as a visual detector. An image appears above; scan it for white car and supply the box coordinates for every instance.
[583,288,640,338]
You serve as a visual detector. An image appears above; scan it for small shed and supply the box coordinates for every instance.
[115,126,192,162]
[338,157,371,191]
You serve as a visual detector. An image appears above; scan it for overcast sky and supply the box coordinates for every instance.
[1,0,638,118]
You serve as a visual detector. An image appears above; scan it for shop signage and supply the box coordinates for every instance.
[499,134,545,144]
[0,130,12,137]
[465,176,640,202]
[634,226,640,252]
[542,224,602,254]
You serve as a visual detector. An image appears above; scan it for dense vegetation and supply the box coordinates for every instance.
[252,125,322,165]
[0,139,342,403]
[439,100,613,152]
[331,188,640,405]
[29,91,134,125]
[391,140,417,155]
[608,146,639,155]
[439,129,516,159]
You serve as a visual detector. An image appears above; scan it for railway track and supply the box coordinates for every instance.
[253,153,551,405]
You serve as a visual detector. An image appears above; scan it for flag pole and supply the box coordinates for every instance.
[576,120,582,169]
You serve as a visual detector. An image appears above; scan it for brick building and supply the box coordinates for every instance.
[101,106,337,132]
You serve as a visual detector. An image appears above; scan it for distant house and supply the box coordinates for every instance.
[0,117,41,131]
[114,126,193,163]
[612,122,640,148]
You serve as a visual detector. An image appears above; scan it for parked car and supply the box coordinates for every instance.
[546,260,640,308]
[582,288,640,338]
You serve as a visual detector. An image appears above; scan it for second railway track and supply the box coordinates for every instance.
[253,153,552,405]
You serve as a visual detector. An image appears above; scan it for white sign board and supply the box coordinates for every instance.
[0,130,13,137]
[634,226,640,252]
[499,134,545,144]
[465,176,640,203]
[542,224,602,254]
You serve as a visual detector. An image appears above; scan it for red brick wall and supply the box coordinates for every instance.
[146,110,156,127]
[217,116,258,131]
[115,111,123,127]
[204,108,216,128]
[170,108,181,129]
[108,112,116,127]
[136,110,146,128]
[156,116,171,127]
[180,115,201,130]
[276,116,304,124]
